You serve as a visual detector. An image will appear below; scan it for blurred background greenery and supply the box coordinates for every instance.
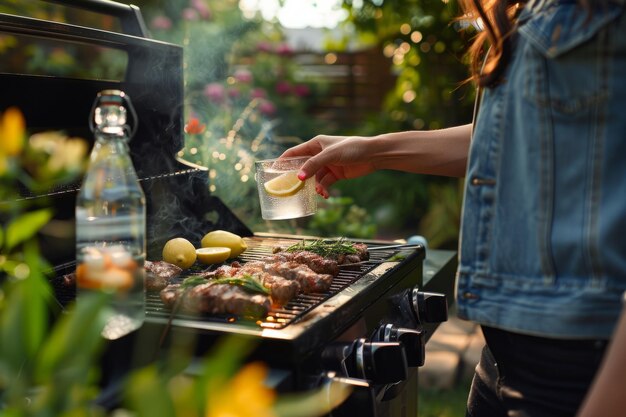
[0,0,474,248]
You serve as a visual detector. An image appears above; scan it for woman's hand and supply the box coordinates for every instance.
[280,135,378,198]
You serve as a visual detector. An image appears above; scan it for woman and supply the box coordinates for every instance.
[281,0,626,415]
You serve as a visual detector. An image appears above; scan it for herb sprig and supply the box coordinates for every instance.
[285,238,357,257]
[181,276,209,288]
[212,275,270,295]
[180,274,270,295]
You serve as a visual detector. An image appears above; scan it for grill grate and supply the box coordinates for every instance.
[48,236,406,330]
[145,236,401,329]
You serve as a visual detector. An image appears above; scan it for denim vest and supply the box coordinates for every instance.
[456,0,626,339]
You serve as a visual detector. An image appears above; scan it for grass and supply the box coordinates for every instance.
[418,378,472,417]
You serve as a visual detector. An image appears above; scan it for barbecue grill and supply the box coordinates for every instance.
[0,2,457,416]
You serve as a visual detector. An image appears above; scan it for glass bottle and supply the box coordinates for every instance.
[75,90,146,340]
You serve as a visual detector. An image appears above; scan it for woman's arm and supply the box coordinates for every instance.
[371,124,472,177]
[576,296,626,417]
[281,124,472,197]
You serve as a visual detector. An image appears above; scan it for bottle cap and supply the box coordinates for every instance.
[89,90,137,138]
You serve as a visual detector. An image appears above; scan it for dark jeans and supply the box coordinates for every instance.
[466,326,608,417]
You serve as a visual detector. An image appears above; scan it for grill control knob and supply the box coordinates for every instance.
[410,286,448,324]
[322,338,408,385]
[376,324,425,367]
[354,338,408,384]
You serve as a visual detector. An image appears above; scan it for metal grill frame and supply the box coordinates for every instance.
[143,233,425,363]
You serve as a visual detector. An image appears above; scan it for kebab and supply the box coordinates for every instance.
[163,257,334,309]
[273,238,370,267]
[160,275,271,317]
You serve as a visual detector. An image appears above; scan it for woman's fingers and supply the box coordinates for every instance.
[280,135,330,159]
[317,166,339,190]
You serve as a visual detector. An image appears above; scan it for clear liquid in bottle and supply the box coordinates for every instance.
[75,90,146,340]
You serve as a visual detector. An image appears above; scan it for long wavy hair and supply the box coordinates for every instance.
[460,0,592,87]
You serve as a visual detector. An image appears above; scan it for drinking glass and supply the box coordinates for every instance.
[255,156,317,220]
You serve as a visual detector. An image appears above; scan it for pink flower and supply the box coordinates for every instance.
[150,15,172,30]
[190,0,211,20]
[276,43,293,56]
[275,81,291,95]
[182,7,199,21]
[256,41,273,53]
[293,84,310,97]
[204,83,225,103]
[250,88,267,99]
[228,87,241,98]
[258,100,276,116]
[233,68,253,84]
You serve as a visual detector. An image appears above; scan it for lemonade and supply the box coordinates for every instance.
[255,157,317,220]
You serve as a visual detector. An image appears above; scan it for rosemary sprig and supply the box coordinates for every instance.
[180,274,269,295]
[285,238,357,257]
[181,276,209,288]
[212,274,270,295]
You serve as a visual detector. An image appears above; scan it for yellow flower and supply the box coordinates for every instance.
[205,362,276,417]
[28,131,88,175]
[0,107,25,157]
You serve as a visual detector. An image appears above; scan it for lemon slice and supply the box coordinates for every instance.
[196,247,232,265]
[263,172,304,197]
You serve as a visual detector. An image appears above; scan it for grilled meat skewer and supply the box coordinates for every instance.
[160,283,270,317]
[272,241,370,269]
[201,262,300,305]
[265,251,340,276]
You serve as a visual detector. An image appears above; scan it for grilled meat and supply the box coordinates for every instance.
[262,261,333,293]
[266,251,340,276]
[332,242,369,264]
[145,260,183,291]
[145,260,182,279]
[272,241,370,268]
[200,262,300,305]
[146,273,168,292]
[221,260,332,295]
[62,272,76,287]
[160,283,270,317]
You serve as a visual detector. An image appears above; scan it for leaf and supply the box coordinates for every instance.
[196,335,258,403]
[35,292,110,381]
[0,280,31,375]
[4,209,52,251]
[125,366,177,417]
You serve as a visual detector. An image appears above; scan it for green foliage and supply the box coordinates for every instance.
[137,0,343,233]
[0,110,108,416]
[307,197,377,239]
[327,0,475,244]
[419,378,472,417]
[4,210,52,252]
[418,179,463,249]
